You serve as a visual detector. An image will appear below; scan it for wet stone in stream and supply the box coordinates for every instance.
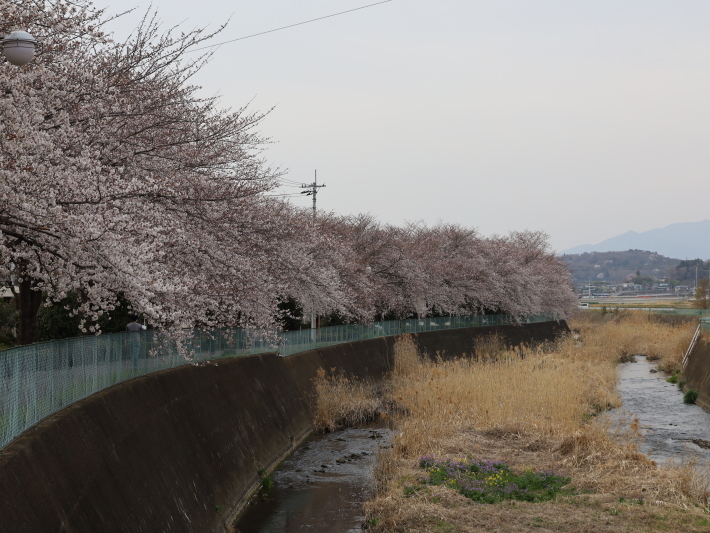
[234,425,394,533]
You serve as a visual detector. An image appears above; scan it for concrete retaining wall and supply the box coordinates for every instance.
[682,337,710,411]
[0,321,568,533]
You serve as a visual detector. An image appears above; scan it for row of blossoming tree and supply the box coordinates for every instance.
[0,0,578,345]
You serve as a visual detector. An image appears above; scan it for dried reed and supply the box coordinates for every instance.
[361,317,707,532]
[312,367,381,432]
[573,311,696,372]
[386,334,619,459]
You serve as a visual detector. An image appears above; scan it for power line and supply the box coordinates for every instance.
[266,192,305,198]
[275,177,308,187]
[192,0,393,52]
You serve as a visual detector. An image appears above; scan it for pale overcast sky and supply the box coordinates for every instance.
[93,0,710,252]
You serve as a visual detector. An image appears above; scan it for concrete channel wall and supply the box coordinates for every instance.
[682,337,710,412]
[0,321,568,533]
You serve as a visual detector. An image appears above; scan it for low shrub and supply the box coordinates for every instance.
[412,456,573,503]
[684,390,699,404]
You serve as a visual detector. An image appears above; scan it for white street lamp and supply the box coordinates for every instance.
[2,31,37,66]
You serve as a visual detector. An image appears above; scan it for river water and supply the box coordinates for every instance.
[234,424,393,533]
[615,356,710,463]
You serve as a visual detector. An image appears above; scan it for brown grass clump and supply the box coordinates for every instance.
[573,311,695,372]
[312,367,380,432]
[387,346,618,459]
[362,318,707,532]
[472,333,509,362]
[392,334,422,377]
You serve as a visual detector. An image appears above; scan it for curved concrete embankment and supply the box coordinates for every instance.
[0,321,568,533]
[682,337,710,411]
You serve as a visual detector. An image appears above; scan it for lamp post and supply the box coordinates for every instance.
[2,31,38,66]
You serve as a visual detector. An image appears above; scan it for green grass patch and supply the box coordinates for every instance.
[434,520,455,532]
[684,390,699,404]
[410,457,574,504]
[257,468,274,490]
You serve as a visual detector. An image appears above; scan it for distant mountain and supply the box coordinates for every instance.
[561,220,710,260]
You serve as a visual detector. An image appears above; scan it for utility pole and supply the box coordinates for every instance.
[301,171,326,337]
[301,170,326,222]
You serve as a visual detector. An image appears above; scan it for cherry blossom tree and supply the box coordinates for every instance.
[1,1,286,343]
[307,216,577,322]
[1,1,576,347]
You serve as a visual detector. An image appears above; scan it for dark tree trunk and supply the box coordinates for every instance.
[15,277,42,345]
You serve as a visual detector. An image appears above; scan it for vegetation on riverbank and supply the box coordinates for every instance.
[312,367,381,432]
[314,314,709,532]
[573,311,696,373]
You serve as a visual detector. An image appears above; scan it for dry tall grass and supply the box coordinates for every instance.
[572,311,696,372]
[312,367,381,432]
[392,334,422,377]
[357,316,708,532]
[383,331,625,462]
[472,333,510,362]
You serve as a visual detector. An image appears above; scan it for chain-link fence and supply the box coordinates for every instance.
[0,314,553,450]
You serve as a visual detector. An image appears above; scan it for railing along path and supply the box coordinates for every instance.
[0,314,551,450]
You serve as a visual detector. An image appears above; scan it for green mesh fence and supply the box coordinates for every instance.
[647,308,710,316]
[0,314,553,450]
[584,307,710,317]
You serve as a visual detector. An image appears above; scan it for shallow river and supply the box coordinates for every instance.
[234,424,393,533]
[615,356,710,463]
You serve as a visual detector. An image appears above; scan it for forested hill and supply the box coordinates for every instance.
[559,250,708,284]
